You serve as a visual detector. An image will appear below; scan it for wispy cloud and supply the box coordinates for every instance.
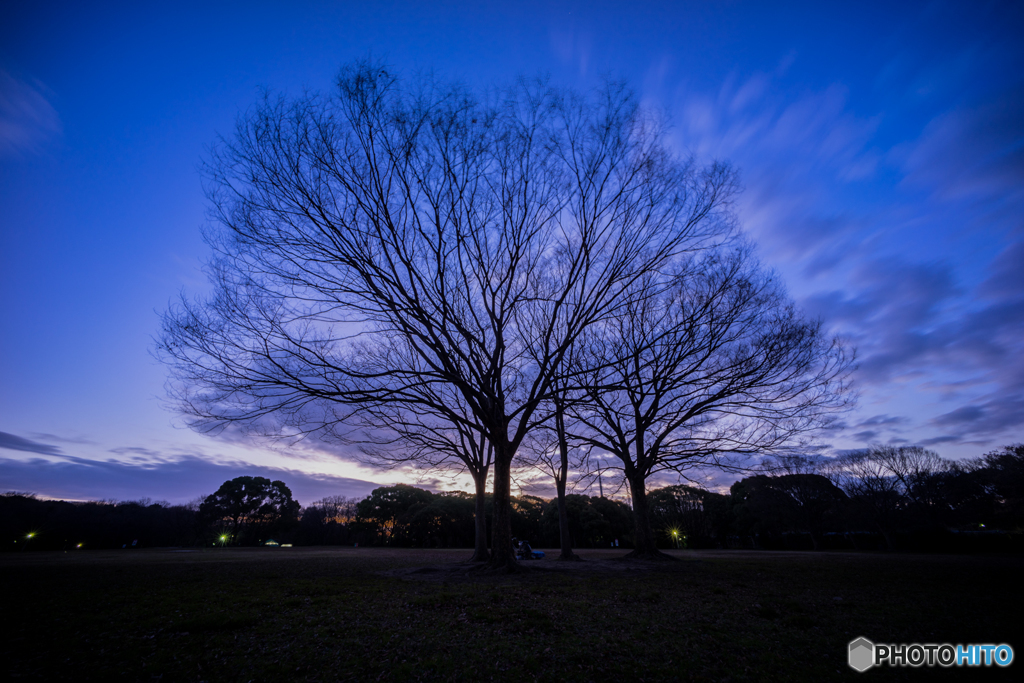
[549,24,592,77]
[0,70,62,158]
[897,86,1024,211]
[0,431,64,456]
[855,414,910,429]
[673,73,883,279]
[665,59,1024,454]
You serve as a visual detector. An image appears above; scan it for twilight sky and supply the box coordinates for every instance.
[1,0,1022,505]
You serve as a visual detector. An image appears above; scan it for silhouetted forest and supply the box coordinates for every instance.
[4,445,1021,553]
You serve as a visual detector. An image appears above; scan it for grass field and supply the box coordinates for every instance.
[3,547,1020,681]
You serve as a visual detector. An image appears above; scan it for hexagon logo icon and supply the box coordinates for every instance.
[848,637,875,672]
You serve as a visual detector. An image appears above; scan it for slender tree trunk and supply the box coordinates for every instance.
[555,476,578,561]
[873,505,895,551]
[624,474,673,560]
[469,469,490,563]
[554,402,579,561]
[488,448,519,571]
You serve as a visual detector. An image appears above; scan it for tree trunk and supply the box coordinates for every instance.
[555,476,578,561]
[623,474,673,560]
[469,469,490,563]
[554,401,579,561]
[880,528,895,552]
[487,450,519,571]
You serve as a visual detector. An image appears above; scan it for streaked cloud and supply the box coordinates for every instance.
[0,70,62,158]
[898,86,1024,209]
[666,54,1024,454]
[0,431,64,456]
[549,24,592,77]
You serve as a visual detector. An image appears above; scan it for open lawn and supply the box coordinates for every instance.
[2,547,1020,681]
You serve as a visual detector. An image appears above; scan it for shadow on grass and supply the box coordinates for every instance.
[2,547,1020,681]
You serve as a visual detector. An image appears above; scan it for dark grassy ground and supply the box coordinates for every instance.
[2,547,1020,682]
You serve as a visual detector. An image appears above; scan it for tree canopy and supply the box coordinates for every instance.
[158,60,738,568]
[198,476,299,545]
[566,248,850,556]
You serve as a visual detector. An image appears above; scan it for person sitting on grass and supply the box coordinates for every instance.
[515,538,533,560]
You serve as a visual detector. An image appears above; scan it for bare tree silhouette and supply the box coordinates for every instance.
[566,248,851,558]
[158,60,737,569]
[518,390,588,561]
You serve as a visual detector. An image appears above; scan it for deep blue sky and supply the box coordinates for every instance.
[2,0,1022,504]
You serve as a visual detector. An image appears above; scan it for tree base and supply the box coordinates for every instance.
[466,549,490,563]
[620,548,677,561]
[474,558,527,575]
[556,551,582,562]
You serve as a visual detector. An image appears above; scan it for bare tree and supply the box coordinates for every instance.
[566,248,851,558]
[518,393,586,561]
[761,453,827,475]
[157,60,736,570]
[305,495,358,524]
[868,445,947,510]
[824,445,947,547]
[301,495,359,545]
[823,449,902,549]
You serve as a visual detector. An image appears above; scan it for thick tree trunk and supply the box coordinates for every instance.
[468,469,490,562]
[623,474,674,561]
[554,401,579,561]
[487,451,519,571]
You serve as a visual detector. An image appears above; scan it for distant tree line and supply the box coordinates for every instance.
[0,476,302,551]
[335,484,634,550]
[683,444,1024,552]
[3,445,1021,552]
[1,495,201,551]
